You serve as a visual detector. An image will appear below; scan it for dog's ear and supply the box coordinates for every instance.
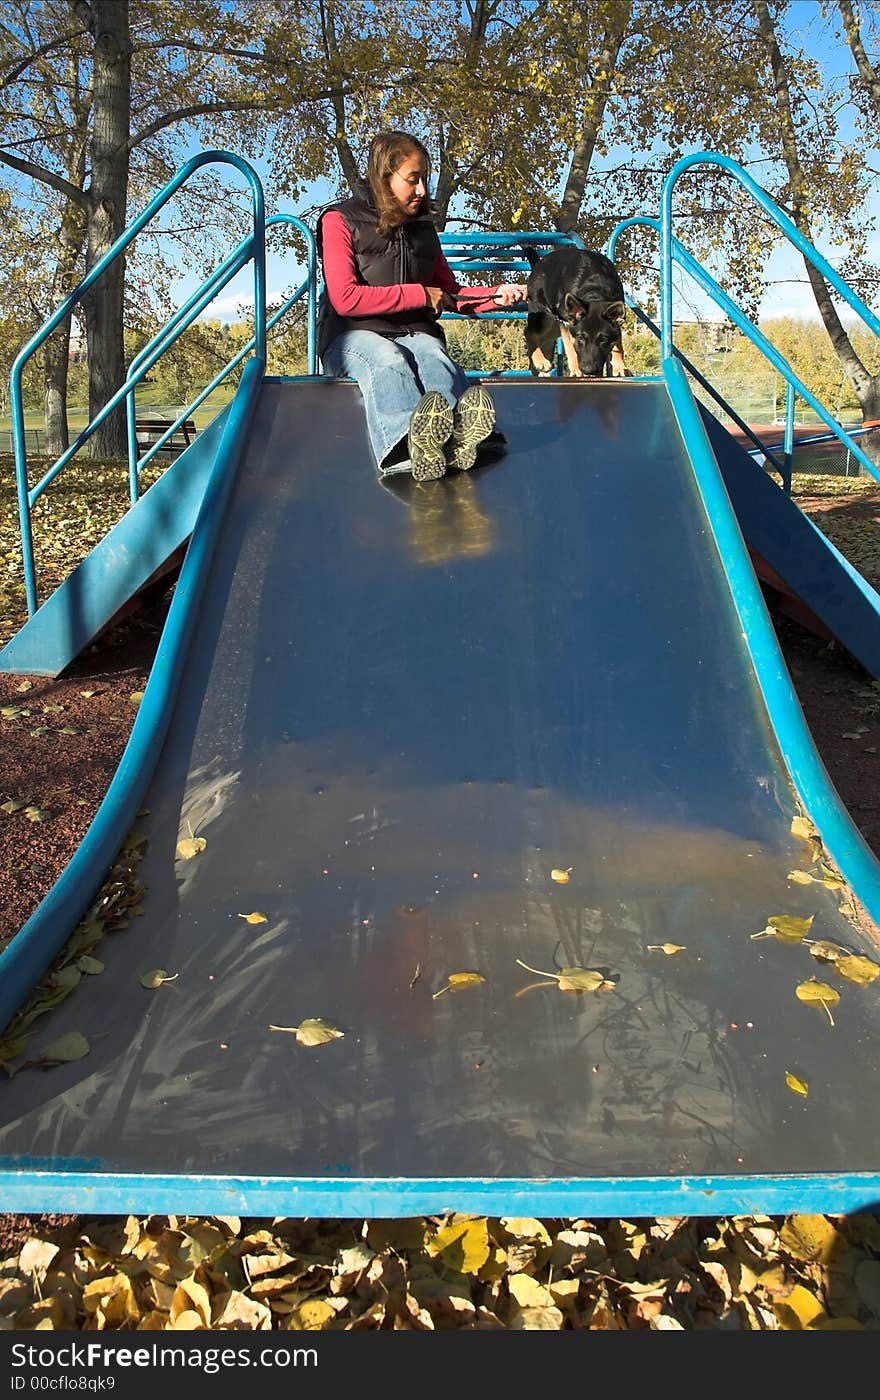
[605,300,626,324]
[563,292,586,322]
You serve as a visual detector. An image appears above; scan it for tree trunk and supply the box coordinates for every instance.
[556,2,632,233]
[42,46,89,456]
[43,200,87,456]
[81,0,131,460]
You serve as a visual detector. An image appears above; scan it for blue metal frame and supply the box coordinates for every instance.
[125,213,317,500]
[10,150,267,617]
[4,1168,880,1219]
[608,209,880,490]
[655,153,880,488]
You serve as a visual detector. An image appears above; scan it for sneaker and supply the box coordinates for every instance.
[408,391,454,481]
[446,385,496,471]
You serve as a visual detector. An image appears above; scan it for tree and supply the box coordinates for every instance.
[0,1,437,456]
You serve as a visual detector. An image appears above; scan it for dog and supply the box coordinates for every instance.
[522,245,628,378]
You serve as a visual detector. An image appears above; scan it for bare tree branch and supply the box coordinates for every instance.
[0,146,87,205]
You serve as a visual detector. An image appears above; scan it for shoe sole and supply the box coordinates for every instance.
[409,391,454,481]
[446,386,496,471]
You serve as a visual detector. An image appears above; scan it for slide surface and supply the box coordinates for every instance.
[3,378,880,1218]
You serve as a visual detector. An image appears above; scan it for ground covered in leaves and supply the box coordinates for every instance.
[2,460,880,1330]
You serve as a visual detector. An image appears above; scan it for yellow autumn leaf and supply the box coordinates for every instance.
[836,954,880,986]
[171,1309,203,1329]
[35,1031,90,1064]
[752,914,814,943]
[808,1317,864,1329]
[268,1018,345,1047]
[508,1274,554,1309]
[795,978,840,1024]
[289,1298,336,1330]
[819,863,846,891]
[557,966,611,992]
[129,690,145,707]
[171,1276,211,1328]
[550,867,571,883]
[809,940,847,963]
[787,870,816,885]
[501,1217,553,1246]
[514,1305,565,1329]
[791,815,819,841]
[477,1243,509,1282]
[646,943,686,955]
[82,1272,139,1327]
[238,911,268,925]
[432,971,486,999]
[176,835,206,860]
[515,957,612,992]
[785,1071,809,1098]
[427,1217,491,1274]
[780,1215,844,1264]
[772,1283,825,1329]
[139,969,178,989]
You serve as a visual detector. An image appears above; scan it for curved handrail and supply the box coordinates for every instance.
[659,153,880,476]
[609,210,880,488]
[11,150,266,616]
[124,214,317,499]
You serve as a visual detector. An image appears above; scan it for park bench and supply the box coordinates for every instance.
[134,415,197,456]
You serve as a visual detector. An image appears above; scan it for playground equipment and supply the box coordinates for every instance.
[2,152,880,1218]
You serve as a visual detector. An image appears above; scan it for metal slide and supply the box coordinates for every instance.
[3,376,880,1219]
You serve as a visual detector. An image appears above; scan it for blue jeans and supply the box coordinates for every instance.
[321,328,471,475]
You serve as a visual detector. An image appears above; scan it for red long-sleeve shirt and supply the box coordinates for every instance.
[320,210,506,319]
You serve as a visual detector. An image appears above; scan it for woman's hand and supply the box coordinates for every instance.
[493,283,529,306]
[425,285,455,316]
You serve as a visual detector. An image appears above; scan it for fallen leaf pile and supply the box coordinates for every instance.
[3,1211,880,1330]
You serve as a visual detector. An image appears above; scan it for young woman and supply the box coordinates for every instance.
[317,129,528,481]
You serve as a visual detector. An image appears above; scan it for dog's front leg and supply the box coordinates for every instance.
[610,343,629,378]
[559,324,581,377]
[526,311,557,376]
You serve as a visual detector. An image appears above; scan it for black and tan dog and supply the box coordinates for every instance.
[523,245,628,378]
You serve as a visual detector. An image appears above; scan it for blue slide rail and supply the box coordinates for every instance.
[10,151,268,617]
[125,212,317,500]
[656,152,880,487]
[608,208,880,491]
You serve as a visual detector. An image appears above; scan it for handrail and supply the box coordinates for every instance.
[10,150,266,616]
[608,216,788,480]
[124,213,317,500]
[610,207,880,490]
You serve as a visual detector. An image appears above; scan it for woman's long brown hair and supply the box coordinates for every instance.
[366,130,432,235]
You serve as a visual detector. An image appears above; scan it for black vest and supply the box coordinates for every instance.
[316,184,445,358]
